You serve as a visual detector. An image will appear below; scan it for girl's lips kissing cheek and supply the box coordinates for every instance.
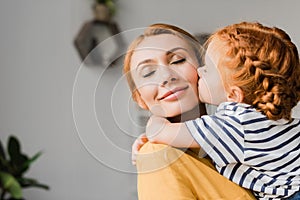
[158,86,189,101]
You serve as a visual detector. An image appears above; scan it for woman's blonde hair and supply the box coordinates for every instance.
[123,23,202,109]
[208,22,300,120]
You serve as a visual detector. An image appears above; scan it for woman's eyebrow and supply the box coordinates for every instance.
[166,47,188,55]
[136,59,154,71]
[135,47,188,70]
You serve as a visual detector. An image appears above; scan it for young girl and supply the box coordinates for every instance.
[146,22,300,200]
[124,23,255,199]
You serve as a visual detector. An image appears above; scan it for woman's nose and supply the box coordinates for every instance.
[159,67,178,86]
[161,77,177,86]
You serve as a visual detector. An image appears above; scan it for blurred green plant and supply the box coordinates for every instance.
[94,0,116,16]
[0,136,49,200]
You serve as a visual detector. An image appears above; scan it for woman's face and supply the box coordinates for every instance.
[130,34,199,117]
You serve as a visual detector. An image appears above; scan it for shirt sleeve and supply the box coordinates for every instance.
[185,115,245,167]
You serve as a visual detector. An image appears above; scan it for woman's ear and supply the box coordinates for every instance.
[133,91,149,110]
[227,86,244,103]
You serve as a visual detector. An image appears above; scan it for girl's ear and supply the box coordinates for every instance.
[227,86,244,103]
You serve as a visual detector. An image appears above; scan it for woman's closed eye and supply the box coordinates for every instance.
[169,52,187,65]
[171,58,186,65]
[141,66,157,78]
[143,70,155,78]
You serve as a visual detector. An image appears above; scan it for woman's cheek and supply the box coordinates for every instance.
[185,68,199,94]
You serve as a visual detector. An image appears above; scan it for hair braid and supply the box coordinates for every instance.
[211,22,300,120]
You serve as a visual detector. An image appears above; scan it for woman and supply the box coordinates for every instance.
[123,23,255,200]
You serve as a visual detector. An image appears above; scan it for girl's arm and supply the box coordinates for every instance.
[146,115,200,148]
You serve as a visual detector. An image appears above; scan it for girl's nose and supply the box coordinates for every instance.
[197,65,207,78]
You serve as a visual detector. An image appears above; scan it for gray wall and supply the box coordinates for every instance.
[0,0,299,199]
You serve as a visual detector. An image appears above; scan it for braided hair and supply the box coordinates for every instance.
[208,22,300,120]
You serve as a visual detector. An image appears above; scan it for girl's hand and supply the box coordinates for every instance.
[131,133,148,165]
[146,115,200,148]
[146,115,169,142]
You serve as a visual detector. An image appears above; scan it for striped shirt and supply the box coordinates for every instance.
[185,102,300,200]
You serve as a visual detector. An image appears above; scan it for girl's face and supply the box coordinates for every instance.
[197,39,228,105]
[130,34,199,117]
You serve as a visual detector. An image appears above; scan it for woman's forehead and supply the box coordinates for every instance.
[135,34,190,50]
[129,34,197,72]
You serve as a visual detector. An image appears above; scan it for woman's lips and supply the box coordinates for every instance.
[158,86,189,101]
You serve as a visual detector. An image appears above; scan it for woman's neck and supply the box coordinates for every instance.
[167,103,207,123]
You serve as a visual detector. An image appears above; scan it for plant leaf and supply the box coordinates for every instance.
[0,171,22,199]
[7,136,31,177]
[18,177,49,190]
[19,152,42,175]
[0,138,6,161]
[0,156,9,172]
[8,136,22,162]
[7,136,21,159]
[0,138,8,171]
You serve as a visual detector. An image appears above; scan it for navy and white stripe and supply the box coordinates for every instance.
[185,102,300,200]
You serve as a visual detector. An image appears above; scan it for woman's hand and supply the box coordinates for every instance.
[131,133,148,165]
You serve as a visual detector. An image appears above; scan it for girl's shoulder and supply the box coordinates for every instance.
[292,102,300,119]
[216,102,254,116]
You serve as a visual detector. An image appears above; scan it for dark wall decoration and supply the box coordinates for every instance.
[74,2,125,67]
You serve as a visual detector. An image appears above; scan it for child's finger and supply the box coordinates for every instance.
[131,134,148,165]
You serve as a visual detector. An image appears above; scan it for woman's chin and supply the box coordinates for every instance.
[167,104,202,122]
[149,101,200,118]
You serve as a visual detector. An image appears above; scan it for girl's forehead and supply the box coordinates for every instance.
[206,38,228,59]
